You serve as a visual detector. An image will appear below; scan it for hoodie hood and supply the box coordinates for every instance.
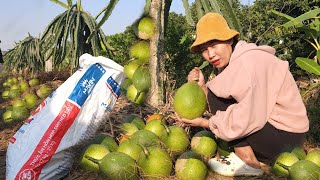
[229,41,276,64]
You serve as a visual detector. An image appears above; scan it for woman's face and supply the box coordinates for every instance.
[199,40,233,69]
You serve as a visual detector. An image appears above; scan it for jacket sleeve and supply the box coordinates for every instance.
[207,61,267,142]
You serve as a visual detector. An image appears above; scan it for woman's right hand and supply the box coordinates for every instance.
[187,67,206,87]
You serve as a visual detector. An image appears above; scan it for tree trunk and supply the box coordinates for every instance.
[148,0,166,107]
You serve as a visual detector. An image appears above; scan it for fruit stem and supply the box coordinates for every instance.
[276,162,290,170]
[84,155,101,164]
[134,91,141,102]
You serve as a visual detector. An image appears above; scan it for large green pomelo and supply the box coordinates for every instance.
[12,98,27,108]
[91,134,118,152]
[124,61,140,79]
[125,114,145,129]
[305,148,320,167]
[287,160,320,180]
[11,106,29,121]
[191,130,217,159]
[217,139,232,156]
[23,93,39,108]
[11,77,18,84]
[3,110,13,124]
[10,84,20,91]
[122,78,133,91]
[272,152,299,177]
[28,78,40,87]
[175,151,208,180]
[19,81,29,92]
[80,144,110,172]
[160,125,190,156]
[99,152,138,180]
[132,66,151,92]
[126,84,146,105]
[291,146,306,160]
[174,81,206,119]
[117,140,143,161]
[36,84,52,99]
[138,16,156,40]
[130,41,150,65]
[8,89,21,99]
[144,119,166,137]
[2,90,9,100]
[120,123,139,136]
[130,129,159,147]
[137,146,173,178]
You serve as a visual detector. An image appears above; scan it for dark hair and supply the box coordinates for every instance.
[231,38,239,51]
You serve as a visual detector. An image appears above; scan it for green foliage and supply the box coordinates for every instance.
[165,12,211,88]
[106,27,138,65]
[3,35,44,73]
[40,5,113,71]
[238,0,320,76]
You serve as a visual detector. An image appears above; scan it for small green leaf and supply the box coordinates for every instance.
[295,57,320,75]
[317,49,320,63]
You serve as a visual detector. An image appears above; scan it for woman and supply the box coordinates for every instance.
[176,12,309,176]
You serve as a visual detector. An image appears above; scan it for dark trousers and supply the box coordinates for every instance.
[207,90,305,165]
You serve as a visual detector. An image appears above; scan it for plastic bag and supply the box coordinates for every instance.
[6,53,124,180]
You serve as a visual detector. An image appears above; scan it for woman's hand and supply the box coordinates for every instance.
[175,112,209,128]
[187,67,206,87]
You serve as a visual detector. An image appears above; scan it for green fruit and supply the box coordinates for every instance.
[8,89,21,99]
[286,160,320,180]
[126,84,146,105]
[36,84,52,99]
[217,139,232,156]
[144,119,166,137]
[305,148,320,167]
[2,90,9,100]
[91,134,118,152]
[11,107,29,121]
[137,146,173,178]
[291,146,306,160]
[80,144,110,172]
[28,78,40,87]
[125,115,145,129]
[11,98,27,108]
[174,81,206,119]
[124,61,140,79]
[175,151,208,180]
[120,123,139,136]
[191,130,217,159]
[19,81,29,92]
[3,110,13,124]
[272,152,299,177]
[132,66,151,92]
[160,125,190,156]
[138,16,156,40]
[117,140,143,161]
[130,41,150,65]
[122,78,133,91]
[11,77,18,84]
[99,152,138,180]
[23,93,39,108]
[10,84,20,91]
[130,129,159,147]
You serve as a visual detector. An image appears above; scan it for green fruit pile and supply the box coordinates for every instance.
[272,147,320,179]
[1,76,53,124]
[122,16,155,105]
[79,113,221,180]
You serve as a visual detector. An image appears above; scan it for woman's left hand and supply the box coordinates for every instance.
[175,112,209,128]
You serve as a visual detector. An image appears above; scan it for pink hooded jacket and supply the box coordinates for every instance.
[207,41,309,142]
